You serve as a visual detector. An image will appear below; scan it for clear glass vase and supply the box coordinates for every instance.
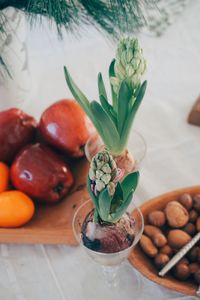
[84,130,147,172]
[72,199,144,296]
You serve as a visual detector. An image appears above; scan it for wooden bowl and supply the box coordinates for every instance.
[129,186,200,297]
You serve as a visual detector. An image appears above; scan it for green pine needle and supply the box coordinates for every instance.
[0,1,157,76]
[0,0,157,38]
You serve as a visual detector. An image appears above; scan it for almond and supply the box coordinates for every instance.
[139,235,158,257]
[153,233,167,248]
[144,225,162,239]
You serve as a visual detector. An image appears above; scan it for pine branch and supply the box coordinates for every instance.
[0,0,157,77]
[0,11,10,78]
[0,0,157,37]
[0,56,12,79]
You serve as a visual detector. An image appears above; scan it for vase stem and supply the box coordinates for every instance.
[101,265,120,287]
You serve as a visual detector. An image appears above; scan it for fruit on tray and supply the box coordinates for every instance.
[64,37,147,173]
[139,193,200,283]
[39,99,95,158]
[81,150,139,253]
[0,162,10,193]
[11,143,74,203]
[0,191,34,228]
[0,108,37,163]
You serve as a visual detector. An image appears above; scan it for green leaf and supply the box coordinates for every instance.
[99,95,111,115]
[115,182,123,199]
[64,66,100,131]
[64,66,90,115]
[93,209,99,223]
[121,171,139,199]
[64,66,114,149]
[128,84,141,110]
[100,95,117,125]
[109,59,115,77]
[121,80,147,146]
[87,176,99,211]
[110,182,123,213]
[98,188,112,222]
[98,73,108,101]
[117,80,132,134]
[109,59,117,112]
[132,80,147,113]
[134,83,142,99]
[111,191,133,223]
[90,101,120,150]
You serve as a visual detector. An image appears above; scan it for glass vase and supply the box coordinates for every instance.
[85,130,147,172]
[72,199,144,296]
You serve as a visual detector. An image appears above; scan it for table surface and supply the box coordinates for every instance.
[1,1,200,299]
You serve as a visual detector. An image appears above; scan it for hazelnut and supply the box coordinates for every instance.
[154,253,169,269]
[165,201,189,228]
[189,209,198,223]
[179,257,189,265]
[187,247,200,262]
[179,193,193,211]
[153,233,167,248]
[168,230,191,249]
[148,211,166,227]
[194,270,200,284]
[196,217,200,232]
[160,245,173,256]
[189,263,200,274]
[174,263,190,280]
[182,222,196,236]
[193,194,200,212]
[198,249,200,264]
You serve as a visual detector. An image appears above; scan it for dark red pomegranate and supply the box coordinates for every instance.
[11,143,74,203]
[0,108,37,163]
[39,99,95,158]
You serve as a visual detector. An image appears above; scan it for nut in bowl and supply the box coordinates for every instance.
[129,186,200,297]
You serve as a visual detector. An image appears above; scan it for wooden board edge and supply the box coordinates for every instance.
[0,229,78,245]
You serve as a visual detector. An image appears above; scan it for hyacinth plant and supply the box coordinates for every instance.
[87,150,139,223]
[64,37,147,158]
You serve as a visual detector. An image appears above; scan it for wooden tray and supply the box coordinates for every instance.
[129,186,200,297]
[0,158,89,245]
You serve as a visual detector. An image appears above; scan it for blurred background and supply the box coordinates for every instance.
[0,2,200,300]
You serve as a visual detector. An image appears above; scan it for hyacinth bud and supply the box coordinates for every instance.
[89,150,118,194]
[110,37,146,93]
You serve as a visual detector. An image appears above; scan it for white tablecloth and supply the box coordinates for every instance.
[1,1,200,299]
